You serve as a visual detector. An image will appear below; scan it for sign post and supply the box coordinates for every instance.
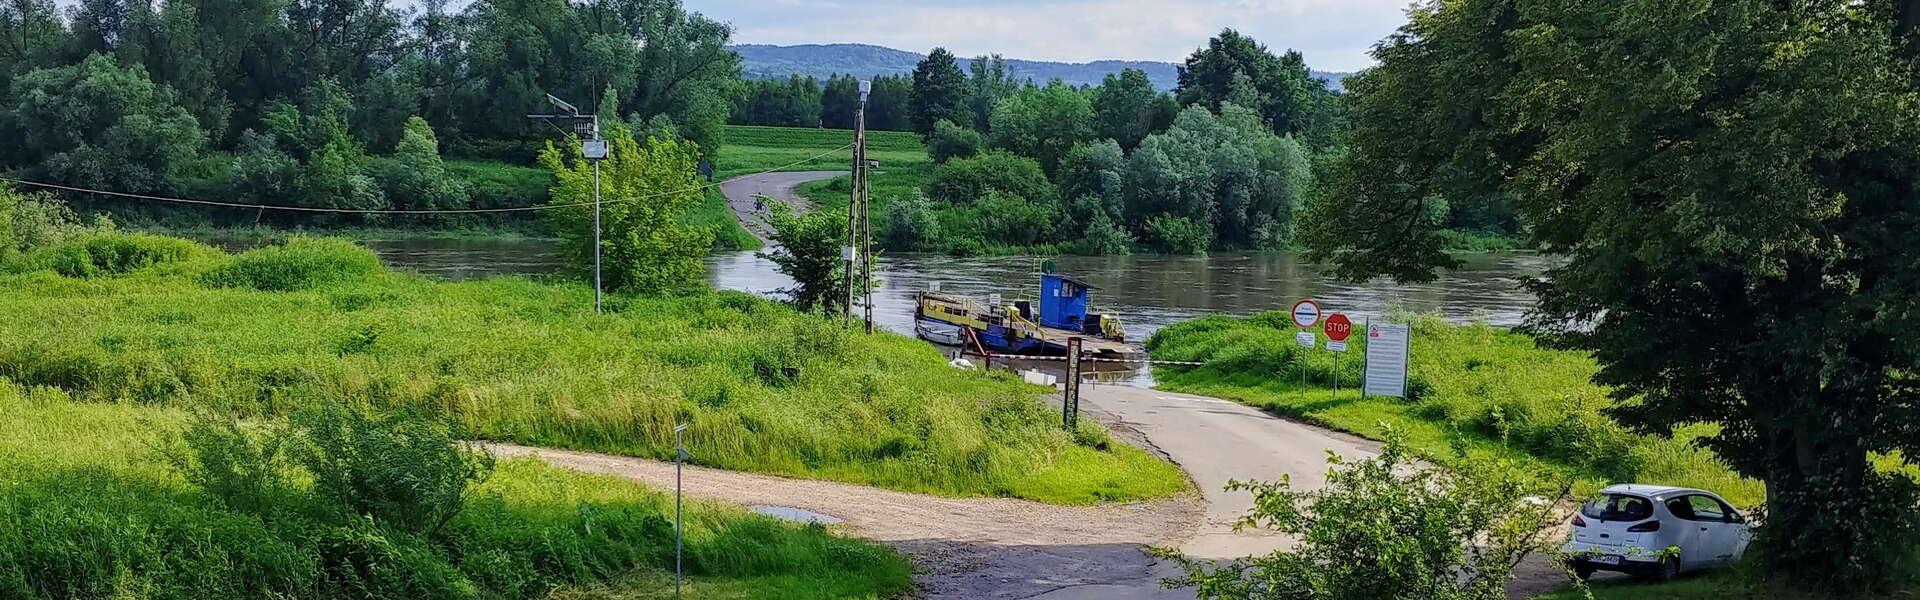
[1064,337,1083,429]
[1290,300,1321,390]
[1324,313,1352,395]
[1362,323,1411,398]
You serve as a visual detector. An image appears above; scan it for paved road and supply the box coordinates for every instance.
[718,170,843,241]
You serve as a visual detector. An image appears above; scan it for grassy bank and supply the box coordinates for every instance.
[0,383,910,600]
[0,234,1186,505]
[715,125,925,180]
[1146,312,1763,506]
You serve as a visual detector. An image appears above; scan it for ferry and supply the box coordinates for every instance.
[915,272,1143,359]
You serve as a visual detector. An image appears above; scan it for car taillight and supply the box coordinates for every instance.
[1627,520,1661,532]
[1572,515,1587,527]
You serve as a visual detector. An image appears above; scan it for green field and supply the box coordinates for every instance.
[714,125,928,180]
[0,382,912,600]
[0,234,1187,506]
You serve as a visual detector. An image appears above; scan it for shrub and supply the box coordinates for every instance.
[21,233,220,278]
[292,404,494,534]
[882,193,940,251]
[372,116,470,212]
[961,191,1060,247]
[926,151,1055,206]
[1143,215,1212,254]
[200,237,385,291]
[1072,212,1132,255]
[927,119,983,163]
[2,189,84,254]
[1161,431,1570,600]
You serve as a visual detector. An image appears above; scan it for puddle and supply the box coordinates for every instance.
[749,505,843,524]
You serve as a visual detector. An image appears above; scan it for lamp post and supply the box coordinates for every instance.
[529,94,604,313]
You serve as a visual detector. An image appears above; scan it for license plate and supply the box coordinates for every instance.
[1588,555,1621,565]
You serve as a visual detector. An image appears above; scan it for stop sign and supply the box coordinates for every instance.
[1324,313,1353,342]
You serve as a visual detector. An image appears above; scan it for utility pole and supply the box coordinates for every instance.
[673,423,689,598]
[857,80,875,334]
[529,94,605,313]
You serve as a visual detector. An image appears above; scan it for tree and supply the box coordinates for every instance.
[1126,104,1306,250]
[1163,431,1566,600]
[376,116,466,211]
[925,151,1055,206]
[1057,140,1127,234]
[987,81,1093,176]
[1176,29,1331,142]
[0,0,67,90]
[967,54,1016,132]
[926,119,982,164]
[882,193,937,251]
[760,200,847,313]
[908,47,968,136]
[819,73,858,129]
[1302,0,1920,589]
[540,126,712,294]
[1092,68,1160,151]
[2,53,204,193]
[865,75,912,131]
[732,75,819,127]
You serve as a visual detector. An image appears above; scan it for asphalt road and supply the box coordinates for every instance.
[717,170,843,241]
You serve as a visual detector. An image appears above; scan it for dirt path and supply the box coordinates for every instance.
[488,443,1205,599]
[718,170,844,242]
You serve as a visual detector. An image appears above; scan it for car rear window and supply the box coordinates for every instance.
[1581,493,1654,521]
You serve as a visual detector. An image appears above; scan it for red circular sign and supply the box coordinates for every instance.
[1324,314,1353,342]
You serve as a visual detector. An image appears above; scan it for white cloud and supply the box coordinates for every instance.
[693,0,1409,72]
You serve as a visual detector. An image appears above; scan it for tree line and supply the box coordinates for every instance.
[0,0,736,224]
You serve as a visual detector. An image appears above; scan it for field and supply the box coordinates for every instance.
[0,382,912,600]
[714,125,927,180]
[0,234,1187,506]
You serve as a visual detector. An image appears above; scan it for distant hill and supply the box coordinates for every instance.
[731,43,1353,92]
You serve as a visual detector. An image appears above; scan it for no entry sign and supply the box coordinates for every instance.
[1324,314,1353,342]
[1290,300,1322,330]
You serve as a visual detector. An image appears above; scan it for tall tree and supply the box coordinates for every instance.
[819,73,858,129]
[986,81,1093,177]
[1176,29,1331,142]
[1091,68,1160,151]
[2,53,204,193]
[865,74,911,131]
[540,121,711,294]
[967,54,1016,132]
[908,47,968,136]
[1302,0,1920,589]
[0,0,67,90]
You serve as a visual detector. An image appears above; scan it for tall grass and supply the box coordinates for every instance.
[1147,312,1766,506]
[0,383,911,599]
[0,235,1187,505]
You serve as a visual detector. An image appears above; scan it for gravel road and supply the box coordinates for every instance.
[718,170,843,242]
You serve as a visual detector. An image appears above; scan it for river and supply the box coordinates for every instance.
[317,238,1546,340]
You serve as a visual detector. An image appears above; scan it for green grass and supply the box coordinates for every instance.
[715,125,927,180]
[0,383,911,600]
[0,235,1187,506]
[724,125,924,154]
[1147,312,1767,507]
[687,188,762,251]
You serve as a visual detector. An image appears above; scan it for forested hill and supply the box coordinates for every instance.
[732,43,1352,92]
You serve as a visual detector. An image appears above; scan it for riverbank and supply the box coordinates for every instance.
[0,233,1187,506]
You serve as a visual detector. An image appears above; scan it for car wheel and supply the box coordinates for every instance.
[1573,564,1596,581]
[1648,557,1679,583]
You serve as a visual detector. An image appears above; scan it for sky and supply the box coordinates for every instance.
[689,0,1413,73]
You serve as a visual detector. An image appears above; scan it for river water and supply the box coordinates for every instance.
[324,238,1546,340]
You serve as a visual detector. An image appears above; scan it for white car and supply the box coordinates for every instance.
[1562,484,1753,582]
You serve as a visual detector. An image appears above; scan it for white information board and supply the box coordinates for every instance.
[1363,323,1410,398]
[1294,331,1316,349]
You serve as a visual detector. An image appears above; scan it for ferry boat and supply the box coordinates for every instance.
[915,272,1143,359]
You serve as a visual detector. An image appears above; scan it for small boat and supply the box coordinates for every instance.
[915,272,1143,360]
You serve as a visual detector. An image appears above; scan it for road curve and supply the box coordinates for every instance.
[718,170,845,242]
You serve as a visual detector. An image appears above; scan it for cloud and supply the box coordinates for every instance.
[692,0,1408,72]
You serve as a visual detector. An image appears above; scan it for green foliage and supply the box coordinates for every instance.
[958,190,1059,248]
[0,236,1189,505]
[1146,312,1766,507]
[1071,212,1132,256]
[1142,215,1210,254]
[372,116,468,211]
[17,233,221,278]
[1306,0,1920,588]
[732,75,823,127]
[1176,29,1337,146]
[0,386,912,600]
[926,151,1055,206]
[987,82,1094,176]
[1127,104,1306,250]
[1163,431,1568,600]
[721,124,924,154]
[1,53,205,193]
[541,131,713,294]
[444,159,552,210]
[1092,68,1164,151]
[882,193,940,251]
[928,119,984,163]
[199,237,386,291]
[291,403,494,534]
[759,201,848,313]
[909,48,970,136]
[0,187,83,255]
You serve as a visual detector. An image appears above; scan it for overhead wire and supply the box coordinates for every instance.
[0,143,855,216]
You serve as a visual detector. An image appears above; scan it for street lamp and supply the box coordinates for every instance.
[528,94,605,313]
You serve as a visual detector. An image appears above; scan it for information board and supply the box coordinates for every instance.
[1363,323,1411,398]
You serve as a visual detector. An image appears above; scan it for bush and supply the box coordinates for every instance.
[925,151,1055,206]
[292,404,494,534]
[1142,215,1211,254]
[882,193,940,251]
[1161,431,1569,600]
[927,119,983,163]
[1072,212,1132,255]
[2,188,84,254]
[200,237,385,291]
[961,191,1060,247]
[20,233,221,278]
